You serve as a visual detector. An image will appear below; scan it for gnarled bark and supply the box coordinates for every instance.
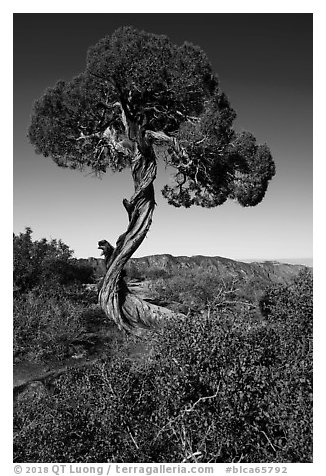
[98,142,181,334]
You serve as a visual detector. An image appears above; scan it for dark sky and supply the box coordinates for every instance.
[13,13,312,260]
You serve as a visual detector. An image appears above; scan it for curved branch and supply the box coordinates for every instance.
[145,130,184,152]
[145,130,191,169]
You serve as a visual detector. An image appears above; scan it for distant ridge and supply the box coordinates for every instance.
[242,258,313,267]
[275,258,312,267]
[79,253,309,287]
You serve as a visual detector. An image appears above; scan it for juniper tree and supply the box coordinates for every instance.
[29,26,275,332]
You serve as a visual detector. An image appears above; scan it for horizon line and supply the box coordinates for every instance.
[78,253,313,263]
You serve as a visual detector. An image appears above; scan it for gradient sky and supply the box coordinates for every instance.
[13,13,312,261]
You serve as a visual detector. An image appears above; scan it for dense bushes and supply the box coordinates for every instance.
[13,231,312,463]
[13,229,99,363]
[13,228,94,293]
[14,269,312,463]
[14,287,90,362]
[260,268,312,329]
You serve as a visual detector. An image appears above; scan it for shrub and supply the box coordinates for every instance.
[259,268,313,357]
[13,228,95,293]
[13,287,88,363]
[151,270,240,312]
[14,299,312,463]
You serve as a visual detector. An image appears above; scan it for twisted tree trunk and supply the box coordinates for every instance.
[98,141,179,334]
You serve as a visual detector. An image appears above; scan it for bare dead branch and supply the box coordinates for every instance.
[154,382,221,442]
[184,382,221,413]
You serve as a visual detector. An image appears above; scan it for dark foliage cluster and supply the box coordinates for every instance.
[14,271,312,463]
[86,27,218,132]
[260,268,312,327]
[13,228,95,293]
[28,26,220,176]
[259,268,313,370]
[164,115,275,209]
[28,26,275,208]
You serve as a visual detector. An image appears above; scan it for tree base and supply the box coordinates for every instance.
[100,276,185,334]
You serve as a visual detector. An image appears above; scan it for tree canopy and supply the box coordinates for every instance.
[29,26,275,209]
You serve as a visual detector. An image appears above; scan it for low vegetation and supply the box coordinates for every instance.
[13,229,99,364]
[13,230,312,463]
